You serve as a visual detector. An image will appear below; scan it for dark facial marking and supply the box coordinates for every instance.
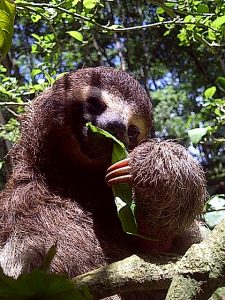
[87,96,107,115]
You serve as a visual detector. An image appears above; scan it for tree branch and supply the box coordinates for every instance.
[166,218,225,299]
[73,254,179,299]
[0,102,29,106]
[71,219,225,299]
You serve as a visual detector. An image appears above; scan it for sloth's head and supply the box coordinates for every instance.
[18,67,152,174]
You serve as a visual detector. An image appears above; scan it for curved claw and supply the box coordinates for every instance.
[107,158,130,172]
[106,158,131,186]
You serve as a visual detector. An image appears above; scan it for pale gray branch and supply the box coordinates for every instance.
[71,219,225,299]
[73,254,179,299]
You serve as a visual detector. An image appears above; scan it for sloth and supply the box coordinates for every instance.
[0,67,207,299]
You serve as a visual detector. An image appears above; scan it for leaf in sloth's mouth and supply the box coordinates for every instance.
[86,122,138,235]
[86,122,162,241]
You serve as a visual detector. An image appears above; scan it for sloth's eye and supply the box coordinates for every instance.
[87,96,106,114]
[128,125,140,140]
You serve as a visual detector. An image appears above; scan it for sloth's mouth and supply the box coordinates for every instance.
[84,137,113,159]
[80,125,114,161]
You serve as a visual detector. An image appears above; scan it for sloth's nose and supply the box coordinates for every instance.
[106,121,127,144]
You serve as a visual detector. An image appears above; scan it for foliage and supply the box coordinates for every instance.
[0,269,92,300]
[0,117,20,143]
[204,194,225,228]
[0,0,16,58]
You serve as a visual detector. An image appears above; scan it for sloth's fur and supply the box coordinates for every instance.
[130,140,206,241]
[0,67,206,299]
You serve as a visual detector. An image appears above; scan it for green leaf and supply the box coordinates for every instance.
[184,15,193,23]
[0,266,93,300]
[83,0,97,9]
[204,86,216,99]
[188,127,209,144]
[31,33,42,41]
[72,0,80,5]
[67,31,83,42]
[0,0,16,58]
[31,68,42,78]
[197,4,209,13]
[211,16,225,29]
[0,118,20,143]
[208,28,216,41]
[86,122,126,152]
[31,14,41,23]
[86,123,137,235]
[216,76,225,91]
[156,7,164,15]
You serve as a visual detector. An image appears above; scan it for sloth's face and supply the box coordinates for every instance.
[50,67,152,170]
[77,87,150,161]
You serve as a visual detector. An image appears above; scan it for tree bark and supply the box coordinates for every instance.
[166,218,225,299]
[73,254,179,299]
[72,218,225,299]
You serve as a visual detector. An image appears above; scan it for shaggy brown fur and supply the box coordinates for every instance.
[0,67,206,299]
[129,140,207,253]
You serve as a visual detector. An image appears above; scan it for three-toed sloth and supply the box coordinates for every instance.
[0,67,207,299]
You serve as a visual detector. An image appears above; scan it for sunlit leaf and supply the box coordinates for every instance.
[31,68,42,78]
[31,33,42,41]
[188,127,209,144]
[0,0,16,58]
[211,16,225,29]
[31,14,41,23]
[204,86,216,99]
[205,195,225,227]
[67,31,83,42]
[83,0,97,9]
[156,7,164,15]
[72,0,80,5]
[204,211,225,228]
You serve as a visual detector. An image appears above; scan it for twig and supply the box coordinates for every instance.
[0,102,29,106]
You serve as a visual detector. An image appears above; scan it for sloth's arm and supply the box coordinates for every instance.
[106,158,209,255]
[171,221,209,254]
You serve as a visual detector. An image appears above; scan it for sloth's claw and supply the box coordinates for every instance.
[107,175,131,186]
[106,158,131,186]
[107,158,130,172]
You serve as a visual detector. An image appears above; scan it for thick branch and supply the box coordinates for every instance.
[166,219,225,299]
[71,219,225,299]
[73,254,179,299]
